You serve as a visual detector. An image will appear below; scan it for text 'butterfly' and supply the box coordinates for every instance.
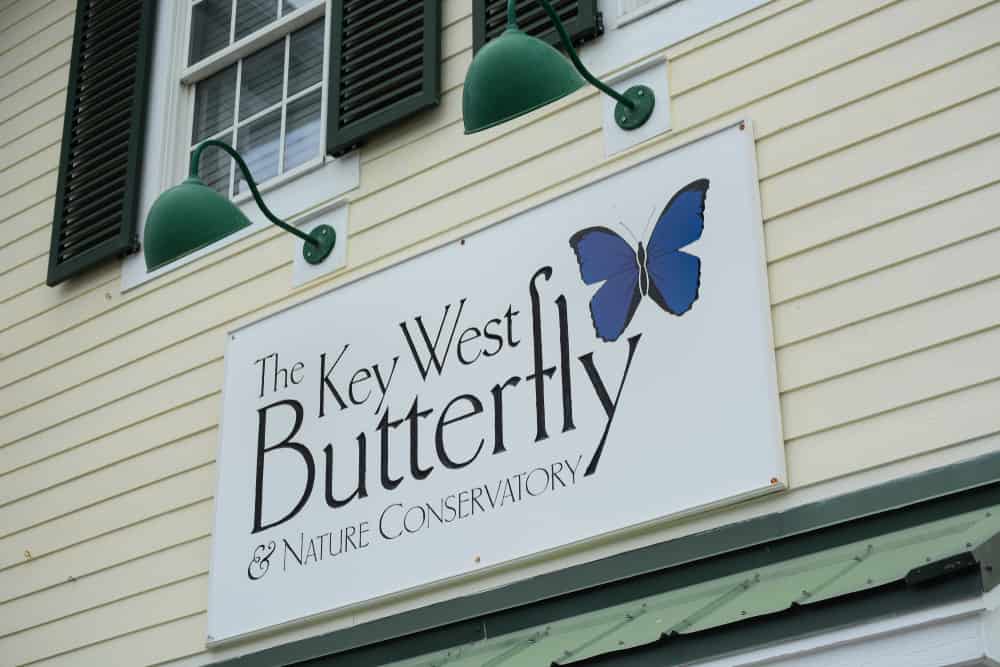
[569,179,709,342]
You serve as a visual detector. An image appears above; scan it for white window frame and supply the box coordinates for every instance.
[122,0,359,292]
[580,0,771,76]
[689,588,1000,667]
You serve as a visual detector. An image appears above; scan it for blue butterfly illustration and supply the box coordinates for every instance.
[569,179,709,342]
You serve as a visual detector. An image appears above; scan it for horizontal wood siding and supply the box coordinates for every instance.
[2,0,999,663]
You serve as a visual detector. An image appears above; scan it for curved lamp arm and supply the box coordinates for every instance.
[190,139,318,248]
[510,0,655,129]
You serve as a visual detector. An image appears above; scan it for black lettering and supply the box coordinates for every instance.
[435,394,485,469]
[399,300,467,380]
[322,434,368,509]
[318,344,350,418]
[578,334,642,476]
[253,399,314,533]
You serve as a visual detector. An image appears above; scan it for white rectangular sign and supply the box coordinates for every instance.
[208,123,785,641]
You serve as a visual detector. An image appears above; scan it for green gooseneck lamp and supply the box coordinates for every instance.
[463,0,655,133]
[143,139,336,271]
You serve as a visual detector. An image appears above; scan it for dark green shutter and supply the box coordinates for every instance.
[46,0,157,287]
[326,0,440,157]
[473,0,603,54]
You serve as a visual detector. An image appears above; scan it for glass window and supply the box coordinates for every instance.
[187,7,325,199]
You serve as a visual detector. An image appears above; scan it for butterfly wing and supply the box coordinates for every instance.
[645,179,709,315]
[569,227,641,342]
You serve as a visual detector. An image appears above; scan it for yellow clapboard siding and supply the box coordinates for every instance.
[0,60,66,125]
[678,0,995,137]
[772,226,1000,347]
[0,429,215,537]
[22,613,207,667]
[0,327,222,460]
[0,464,214,571]
[0,500,212,604]
[0,225,47,278]
[788,384,1000,488]
[760,89,1000,220]
[0,87,63,147]
[0,143,59,197]
[666,0,810,62]
[442,0,469,26]
[352,92,600,233]
[0,169,55,229]
[0,273,112,352]
[0,115,60,170]
[0,265,116,335]
[0,14,71,81]
[2,575,207,667]
[0,245,267,389]
[0,538,209,638]
[781,326,1000,440]
[0,275,261,432]
[0,0,56,33]
[756,46,1000,180]
[359,58,466,164]
[671,0,899,95]
[0,0,72,53]
[0,395,218,503]
[361,128,603,260]
[0,254,45,301]
[720,0,1000,143]
[441,11,469,59]
[777,274,1000,392]
[764,134,1000,260]
[0,0,76,47]
[0,194,53,247]
[0,361,220,472]
[769,181,1000,304]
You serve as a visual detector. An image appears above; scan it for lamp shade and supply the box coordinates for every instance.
[143,177,252,271]
[463,27,584,134]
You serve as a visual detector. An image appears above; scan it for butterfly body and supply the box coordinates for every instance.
[569,179,710,342]
[636,242,649,297]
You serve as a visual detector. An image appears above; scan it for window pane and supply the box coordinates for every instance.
[288,20,324,96]
[192,64,237,143]
[196,130,234,196]
[281,0,312,16]
[284,90,321,171]
[240,40,285,120]
[189,0,232,65]
[236,110,281,194]
[235,0,279,41]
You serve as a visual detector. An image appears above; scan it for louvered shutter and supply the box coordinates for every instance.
[327,0,440,157]
[473,0,603,54]
[46,0,157,286]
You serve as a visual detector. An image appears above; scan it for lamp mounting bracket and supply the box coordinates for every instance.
[303,224,337,265]
[615,85,655,130]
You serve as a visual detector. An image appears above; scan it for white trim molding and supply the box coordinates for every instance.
[582,0,771,77]
[690,590,1000,667]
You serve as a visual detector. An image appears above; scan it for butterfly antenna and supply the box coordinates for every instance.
[641,206,658,240]
[616,221,639,244]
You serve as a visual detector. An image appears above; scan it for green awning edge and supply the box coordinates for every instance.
[568,569,985,667]
[211,448,1000,667]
